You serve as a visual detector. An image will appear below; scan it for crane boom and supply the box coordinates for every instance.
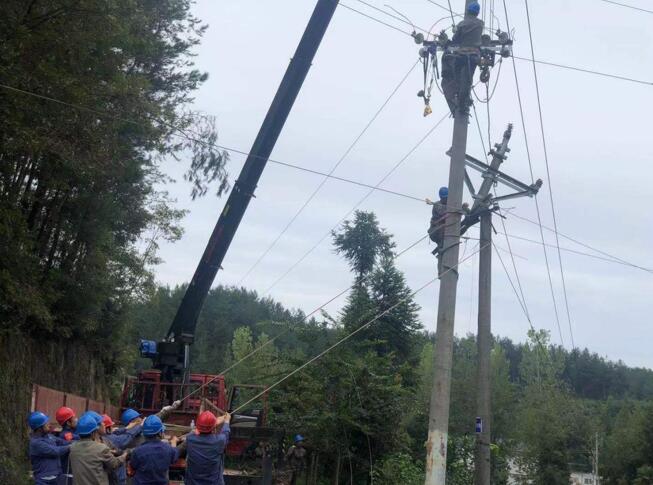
[146,0,340,379]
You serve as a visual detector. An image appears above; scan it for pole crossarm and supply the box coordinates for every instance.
[462,152,542,200]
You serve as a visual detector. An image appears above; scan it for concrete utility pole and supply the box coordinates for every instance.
[474,211,492,485]
[472,126,513,485]
[424,1,474,482]
[450,125,539,485]
[425,114,469,485]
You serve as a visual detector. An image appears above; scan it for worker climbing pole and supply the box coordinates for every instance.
[412,2,513,484]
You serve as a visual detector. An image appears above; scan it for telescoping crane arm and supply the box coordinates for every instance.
[141,0,340,380]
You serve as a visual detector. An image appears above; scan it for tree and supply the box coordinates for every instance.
[367,255,422,363]
[332,211,394,284]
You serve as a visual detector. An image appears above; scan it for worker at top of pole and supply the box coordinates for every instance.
[182,410,232,485]
[69,414,126,485]
[128,415,180,485]
[440,2,485,114]
[28,411,71,485]
[452,2,484,50]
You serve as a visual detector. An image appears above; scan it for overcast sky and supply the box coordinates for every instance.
[154,0,653,368]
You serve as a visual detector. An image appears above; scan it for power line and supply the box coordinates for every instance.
[3,84,650,276]
[230,243,488,414]
[512,56,653,87]
[338,4,653,87]
[262,112,450,296]
[502,210,653,273]
[500,0,564,349]
[178,231,433,404]
[524,0,575,348]
[598,0,653,14]
[237,59,419,285]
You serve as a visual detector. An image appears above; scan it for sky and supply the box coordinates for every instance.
[154,0,653,368]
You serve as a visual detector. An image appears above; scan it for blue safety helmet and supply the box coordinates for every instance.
[467,2,481,15]
[439,186,449,199]
[294,434,305,443]
[77,414,100,437]
[121,408,142,426]
[82,411,103,425]
[142,415,165,437]
[28,411,50,431]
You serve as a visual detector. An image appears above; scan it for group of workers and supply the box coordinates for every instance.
[441,1,485,115]
[27,401,231,485]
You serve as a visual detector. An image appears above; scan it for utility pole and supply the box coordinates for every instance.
[594,432,600,485]
[153,0,339,379]
[451,125,540,484]
[474,211,492,484]
[471,126,513,485]
[424,1,478,482]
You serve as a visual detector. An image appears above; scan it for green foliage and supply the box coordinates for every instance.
[0,0,228,351]
[332,210,394,283]
[373,453,424,485]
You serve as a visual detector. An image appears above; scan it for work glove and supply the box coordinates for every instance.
[172,400,182,409]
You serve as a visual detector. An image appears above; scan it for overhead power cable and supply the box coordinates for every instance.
[524,0,575,348]
[262,112,450,296]
[598,0,653,14]
[237,60,419,286]
[3,84,650,276]
[502,209,653,274]
[230,243,488,414]
[500,0,564,348]
[338,4,653,86]
[176,228,445,404]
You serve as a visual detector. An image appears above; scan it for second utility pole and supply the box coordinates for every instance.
[424,1,474,483]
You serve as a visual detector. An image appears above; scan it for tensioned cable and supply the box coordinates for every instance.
[230,243,487,414]
[598,0,653,14]
[3,85,650,275]
[499,211,653,273]
[237,60,419,286]
[178,225,456,404]
[500,0,565,348]
[262,112,450,296]
[524,0,575,348]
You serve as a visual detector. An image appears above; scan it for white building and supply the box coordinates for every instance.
[570,471,598,485]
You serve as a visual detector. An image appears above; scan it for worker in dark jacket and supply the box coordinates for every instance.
[441,2,485,113]
[69,414,125,485]
[285,435,307,485]
[128,415,179,485]
[183,411,231,485]
[102,415,142,485]
[54,407,78,485]
[427,186,450,253]
[28,411,71,485]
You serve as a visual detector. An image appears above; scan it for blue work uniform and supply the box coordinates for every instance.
[105,426,143,485]
[57,425,79,485]
[184,424,231,485]
[129,439,179,485]
[28,433,71,485]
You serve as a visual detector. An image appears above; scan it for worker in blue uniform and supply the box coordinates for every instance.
[102,414,142,485]
[27,411,71,485]
[128,415,180,485]
[183,410,232,485]
[441,2,485,114]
